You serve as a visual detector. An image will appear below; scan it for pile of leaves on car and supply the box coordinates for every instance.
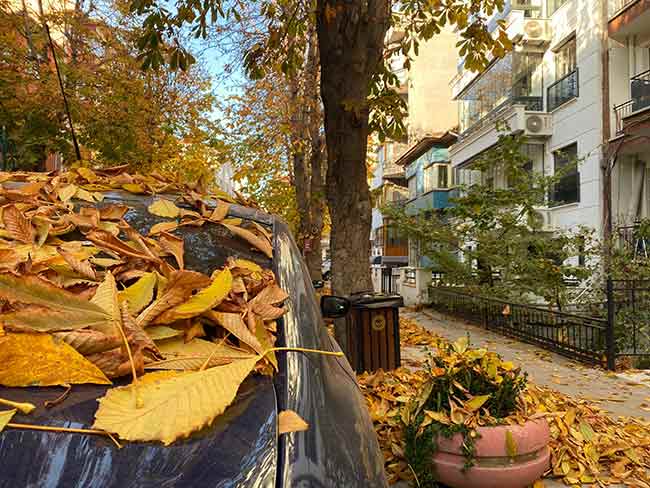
[359,320,650,487]
[0,167,293,446]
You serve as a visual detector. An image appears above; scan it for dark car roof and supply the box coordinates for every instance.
[0,190,279,488]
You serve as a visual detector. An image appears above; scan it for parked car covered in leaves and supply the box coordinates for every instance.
[0,168,387,487]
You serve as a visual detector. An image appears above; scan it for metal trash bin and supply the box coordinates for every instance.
[346,292,403,373]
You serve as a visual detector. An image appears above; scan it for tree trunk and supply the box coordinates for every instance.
[316,0,390,353]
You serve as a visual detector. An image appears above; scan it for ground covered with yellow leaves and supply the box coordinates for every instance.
[358,317,650,487]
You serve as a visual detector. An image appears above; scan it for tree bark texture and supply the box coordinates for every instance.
[316,0,391,353]
[288,29,327,281]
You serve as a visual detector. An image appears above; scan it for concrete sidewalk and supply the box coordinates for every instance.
[401,309,650,422]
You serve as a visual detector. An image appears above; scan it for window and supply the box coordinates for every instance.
[555,36,576,79]
[424,165,435,192]
[550,143,579,205]
[548,0,569,14]
[408,177,417,198]
[437,165,449,189]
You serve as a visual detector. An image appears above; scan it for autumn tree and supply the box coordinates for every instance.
[0,0,220,182]
[128,0,512,352]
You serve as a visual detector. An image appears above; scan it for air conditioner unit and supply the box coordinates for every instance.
[522,19,551,45]
[524,114,552,136]
[529,209,553,231]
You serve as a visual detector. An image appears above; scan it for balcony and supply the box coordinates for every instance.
[547,69,579,112]
[405,189,454,216]
[450,102,552,167]
[609,0,650,44]
[613,70,650,135]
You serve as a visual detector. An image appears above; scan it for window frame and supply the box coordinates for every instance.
[549,142,580,206]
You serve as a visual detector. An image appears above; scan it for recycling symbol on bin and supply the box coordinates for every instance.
[371,312,386,331]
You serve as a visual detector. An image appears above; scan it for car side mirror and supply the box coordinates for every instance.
[320,295,350,319]
[312,280,324,289]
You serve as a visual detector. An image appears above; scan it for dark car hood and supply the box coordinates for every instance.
[0,372,277,488]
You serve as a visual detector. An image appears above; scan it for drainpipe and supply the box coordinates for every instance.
[601,0,613,272]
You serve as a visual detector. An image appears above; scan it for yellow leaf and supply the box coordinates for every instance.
[222,224,272,258]
[465,394,490,412]
[564,407,576,427]
[93,355,260,444]
[452,336,468,354]
[119,272,157,315]
[146,325,182,341]
[0,274,110,332]
[0,409,16,432]
[74,188,96,202]
[231,259,262,274]
[155,269,232,324]
[150,337,255,371]
[90,272,120,335]
[77,167,98,182]
[122,183,146,194]
[278,410,309,434]
[149,221,179,235]
[578,420,595,441]
[57,184,78,202]
[148,199,181,218]
[255,317,277,370]
[423,410,451,425]
[532,480,545,488]
[0,333,111,386]
[505,430,518,458]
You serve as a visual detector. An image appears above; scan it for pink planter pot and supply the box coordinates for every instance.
[431,419,550,488]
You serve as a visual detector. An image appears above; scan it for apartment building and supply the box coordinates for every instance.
[370,27,459,294]
[449,0,650,254]
[609,0,650,238]
[451,0,599,237]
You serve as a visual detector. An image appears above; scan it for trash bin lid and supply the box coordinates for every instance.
[348,291,403,308]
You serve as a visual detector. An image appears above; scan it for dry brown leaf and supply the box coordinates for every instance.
[204,310,264,354]
[208,201,230,221]
[2,204,34,244]
[158,232,184,269]
[86,230,159,263]
[136,270,211,328]
[278,410,309,434]
[57,247,98,281]
[52,329,121,355]
[222,224,272,258]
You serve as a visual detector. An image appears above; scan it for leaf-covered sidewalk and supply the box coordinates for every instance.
[403,310,650,421]
[358,309,650,487]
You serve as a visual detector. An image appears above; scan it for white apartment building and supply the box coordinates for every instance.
[449,0,650,244]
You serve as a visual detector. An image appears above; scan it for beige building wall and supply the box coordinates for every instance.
[406,28,459,140]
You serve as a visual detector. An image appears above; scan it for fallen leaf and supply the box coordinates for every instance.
[278,410,309,434]
[465,394,490,412]
[158,232,184,269]
[155,269,232,324]
[119,272,157,315]
[93,355,260,444]
[222,224,272,258]
[0,409,16,432]
[148,199,180,218]
[205,311,264,354]
[0,333,111,386]
[2,205,34,244]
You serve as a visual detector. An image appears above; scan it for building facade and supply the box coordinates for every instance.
[370,27,459,295]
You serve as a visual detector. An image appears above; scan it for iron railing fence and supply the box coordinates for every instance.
[429,287,608,364]
[609,279,650,360]
[613,70,650,134]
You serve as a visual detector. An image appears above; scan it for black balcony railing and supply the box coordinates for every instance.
[547,69,579,112]
[613,70,650,134]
